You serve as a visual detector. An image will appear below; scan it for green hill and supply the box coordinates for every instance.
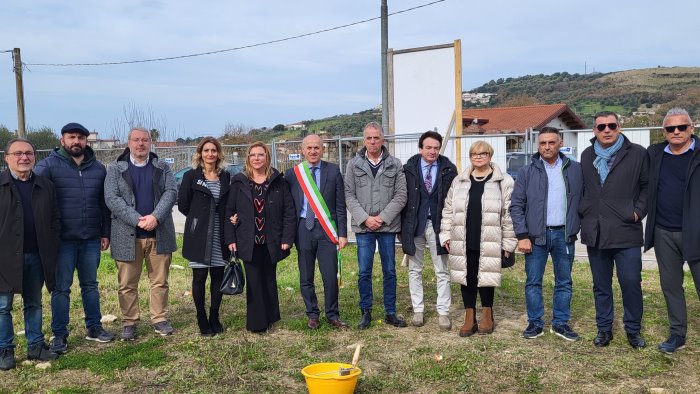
[467,67,700,126]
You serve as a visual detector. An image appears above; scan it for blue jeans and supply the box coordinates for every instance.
[0,253,45,350]
[587,246,643,333]
[51,239,103,337]
[356,232,397,314]
[524,229,574,327]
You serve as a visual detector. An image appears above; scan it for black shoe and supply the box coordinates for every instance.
[210,309,224,334]
[627,332,646,349]
[0,348,15,370]
[358,309,372,330]
[49,335,68,354]
[197,312,213,337]
[385,314,407,328]
[27,342,59,361]
[594,331,613,347]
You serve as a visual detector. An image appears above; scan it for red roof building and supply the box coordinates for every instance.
[462,104,586,134]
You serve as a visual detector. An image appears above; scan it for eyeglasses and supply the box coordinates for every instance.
[664,124,691,133]
[470,152,490,158]
[595,123,618,131]
[129,138,151,143]
[7,151,35,158]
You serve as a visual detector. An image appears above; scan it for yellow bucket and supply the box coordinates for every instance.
[301,362,361,394]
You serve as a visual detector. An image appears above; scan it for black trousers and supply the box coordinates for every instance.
[654,227,700,337]
[244,244,281,332]
[296,220,340,320]
[461,249,494,308]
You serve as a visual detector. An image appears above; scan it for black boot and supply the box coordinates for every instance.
[358,309,372,330]
[197,311,214,337]
[210,308,224,334]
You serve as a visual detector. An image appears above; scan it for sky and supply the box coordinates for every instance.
[1,0,698,139]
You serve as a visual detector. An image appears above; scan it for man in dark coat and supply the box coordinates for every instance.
[644,107,700,354]
[285,134,349,330]
[0,139,61,370]
[399,131,457,330]
[579,111,649,349]
[35,122,115,354]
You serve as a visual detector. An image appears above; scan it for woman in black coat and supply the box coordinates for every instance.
[178,137,231,336]
[224,141,296,333]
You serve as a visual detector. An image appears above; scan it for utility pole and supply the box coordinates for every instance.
[13,48,26,138]
[381,0,389,133]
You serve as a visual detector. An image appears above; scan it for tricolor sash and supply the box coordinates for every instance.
[293,162,343,285]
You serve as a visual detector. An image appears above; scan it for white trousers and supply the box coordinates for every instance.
[408,224,451,315]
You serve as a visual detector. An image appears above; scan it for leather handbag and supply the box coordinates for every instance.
[501,250,515,269]
[221,253,245,295]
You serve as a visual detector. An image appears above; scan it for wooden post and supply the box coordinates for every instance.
[13,48,26,138]
[453,40,462,170]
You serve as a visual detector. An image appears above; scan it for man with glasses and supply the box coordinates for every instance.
[579,111,648,348]
[645,107,700,354]
[104,127,177,341]
[0,139,60,369]
[399,131,457,330]
[35,123,115,354]
[345,122,407,329]
[510,127,583,341]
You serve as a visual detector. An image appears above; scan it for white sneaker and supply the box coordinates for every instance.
[411,312,424,327]
[438,315,452,330]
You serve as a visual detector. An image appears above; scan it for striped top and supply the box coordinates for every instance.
[189,179,226,268]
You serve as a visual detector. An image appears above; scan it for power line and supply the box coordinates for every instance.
[25,0,445,67]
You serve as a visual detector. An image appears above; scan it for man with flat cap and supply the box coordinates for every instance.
[35,122,115,354]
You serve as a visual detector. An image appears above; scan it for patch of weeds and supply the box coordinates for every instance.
[48,387,95,394]
[518,367,545,392]
[53,337,168,375]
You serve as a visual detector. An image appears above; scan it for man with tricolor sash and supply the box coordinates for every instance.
[285,135,349,330]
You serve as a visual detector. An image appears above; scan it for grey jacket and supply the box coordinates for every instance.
[344,146,407,233]
[510,152,583,245]
[104,149,177,261]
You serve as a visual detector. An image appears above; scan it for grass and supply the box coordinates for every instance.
[1,237,699,393]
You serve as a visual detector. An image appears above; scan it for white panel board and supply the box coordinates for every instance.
[392,46,456,135]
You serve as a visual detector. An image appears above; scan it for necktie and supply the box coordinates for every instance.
[425,164,433,192]
[305,166,318,230]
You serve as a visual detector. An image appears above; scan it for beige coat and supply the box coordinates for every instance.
[439,163,517,287]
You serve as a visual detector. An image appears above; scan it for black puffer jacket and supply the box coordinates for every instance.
[400,154,457,256]
[34,146,110,240]
[223,169,296,263]
[178,167,231,264]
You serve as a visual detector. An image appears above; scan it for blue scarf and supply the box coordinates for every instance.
[593,136,624,184]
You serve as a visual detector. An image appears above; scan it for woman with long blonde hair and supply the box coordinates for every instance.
[224,141,296,333]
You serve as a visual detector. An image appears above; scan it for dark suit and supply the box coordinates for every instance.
[285,161,347,320]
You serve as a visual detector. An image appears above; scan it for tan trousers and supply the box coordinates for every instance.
[116,238,171,326]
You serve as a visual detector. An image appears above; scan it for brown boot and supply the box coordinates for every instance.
[459,308,478,337]
[478,307,494,334]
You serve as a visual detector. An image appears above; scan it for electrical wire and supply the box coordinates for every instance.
[25,0,445,67]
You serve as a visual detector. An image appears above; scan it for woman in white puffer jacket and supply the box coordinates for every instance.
[440,141,517,337]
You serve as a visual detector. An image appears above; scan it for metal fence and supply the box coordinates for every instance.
[1,125,672,175]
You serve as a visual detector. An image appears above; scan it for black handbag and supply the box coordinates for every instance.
[221,253,245,295]
[501,250,515,269]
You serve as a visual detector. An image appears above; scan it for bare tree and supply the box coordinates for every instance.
[219,123,253,145]
[107,102,173,144]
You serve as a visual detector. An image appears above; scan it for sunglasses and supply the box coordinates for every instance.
[664,124,691,133]
[595,123,618,131]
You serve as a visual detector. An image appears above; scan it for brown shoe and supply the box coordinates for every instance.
[459,308,478,337]
[329,319,350,330]
[307,318,320,330]
[478,307,494,334]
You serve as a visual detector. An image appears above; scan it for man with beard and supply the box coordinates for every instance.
[35,123,115,354]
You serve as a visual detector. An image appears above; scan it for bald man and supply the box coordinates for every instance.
[284,135,349,330]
